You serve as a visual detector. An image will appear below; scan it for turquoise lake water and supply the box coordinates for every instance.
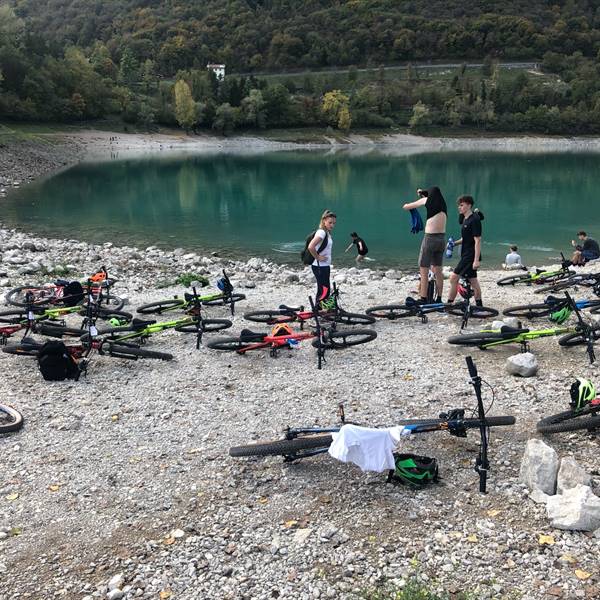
[2,150,599,268]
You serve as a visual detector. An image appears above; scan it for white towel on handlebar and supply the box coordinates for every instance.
[328,424,410,472]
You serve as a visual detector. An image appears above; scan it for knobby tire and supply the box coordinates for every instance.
[536,406,600,434]
[0,404,24,434]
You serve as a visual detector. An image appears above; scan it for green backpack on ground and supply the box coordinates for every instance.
[301,232,328,265]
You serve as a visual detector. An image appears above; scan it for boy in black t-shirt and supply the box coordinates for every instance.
[345,232,369,262]
[447,195,483,305]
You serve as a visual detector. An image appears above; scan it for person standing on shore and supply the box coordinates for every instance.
[447,195,483,305]
[307,210,337,309]
[402,186,447,303]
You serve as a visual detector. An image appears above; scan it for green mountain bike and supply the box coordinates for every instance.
[137,270,245,316]
[496,253,573,287]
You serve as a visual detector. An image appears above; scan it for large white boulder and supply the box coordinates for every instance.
[506,352,538,377]
[547,484,600,531]
[557,456,592,494]
[519,439,558,495]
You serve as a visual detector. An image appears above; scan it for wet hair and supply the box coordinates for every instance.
[319,209,337,229]
[510,245,518,252]
[457,195,474,206]
[578,231,587,237]
[350,232,358,238]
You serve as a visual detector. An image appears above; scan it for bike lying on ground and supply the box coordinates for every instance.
[210,297,376,369]
[496,254,574,287]
[87,282,232,349]
[532,272,600,295]
[243,283,375,328]
[367,279,498,329]
[0,403,24,434]
[449,293,596,363]
[6,266,124,310]
[229,357,515,493]
[137,270,245,316]
[502,295,600,321]
[537,377,600,434]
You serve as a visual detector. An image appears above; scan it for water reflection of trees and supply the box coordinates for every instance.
[4,152,600,261]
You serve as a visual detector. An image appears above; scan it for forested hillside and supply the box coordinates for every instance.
[2,1,600,133]
[8,0,600,73]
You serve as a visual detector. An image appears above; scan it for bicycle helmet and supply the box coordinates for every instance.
[569,377,596,411]
[388,453,439,487]
[270,323,294,337]
[457,280,469,300]
[549,305,572,324]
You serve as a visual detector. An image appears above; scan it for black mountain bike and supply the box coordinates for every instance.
[229,356,515,493]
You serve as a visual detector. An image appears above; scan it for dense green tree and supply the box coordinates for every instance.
[174,79,198,131]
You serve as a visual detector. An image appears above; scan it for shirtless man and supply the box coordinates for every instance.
[402,186,447,302]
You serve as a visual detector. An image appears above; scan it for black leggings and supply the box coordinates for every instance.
[311,265,331,302]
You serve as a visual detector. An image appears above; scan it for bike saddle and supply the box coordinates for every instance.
[500,325,529,335]
[544,295,562,304]
[184,292,200,302]
[278,304,302,312]
[534,269,545,275]
[240,328,266,342]
[21,336,37,344]
[131,318,156,329]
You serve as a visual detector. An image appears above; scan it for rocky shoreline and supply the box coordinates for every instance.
[1,223,599,599]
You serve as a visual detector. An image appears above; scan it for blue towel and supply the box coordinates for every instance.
[410,208,424,234]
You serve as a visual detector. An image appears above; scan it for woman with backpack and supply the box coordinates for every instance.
[307,209,337,309]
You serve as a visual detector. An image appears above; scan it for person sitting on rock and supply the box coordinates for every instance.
[571,231,600,265]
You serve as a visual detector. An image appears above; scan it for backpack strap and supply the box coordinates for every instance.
[317,232,328,254]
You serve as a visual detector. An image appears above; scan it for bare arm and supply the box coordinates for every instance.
[473,237,481,267]
[308,232,327,261]
[402,197,427,211]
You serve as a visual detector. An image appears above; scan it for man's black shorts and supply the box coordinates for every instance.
[454,255,477,279]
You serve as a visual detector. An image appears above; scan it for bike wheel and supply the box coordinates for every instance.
[5,285,51,307]
[2,341,43,356]
[313,328,377,349]
[447,332,503,347]
[243,310,297,324]
[535,271,571,285]
[365,305,415,319]
[326,311,376,326]
[0,309,28,324]
[101,342,173,361]
[502,303,552,319]
[230,434,333,457]
[496,274,532,286]
[136,299,184,315]
[558,326,600,347]
[174,318,233,333]
[0,404,24,434]
[396,416,516,428]
[446,305,499,319]
[202,293,246,307]
[95,293,124,311]
[206,336,262,351]
[536,406,600,434]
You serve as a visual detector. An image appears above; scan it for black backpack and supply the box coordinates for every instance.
[37,340,80,381]
[300,232,328,265]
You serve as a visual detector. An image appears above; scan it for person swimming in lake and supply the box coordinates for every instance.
[345,232,369,262]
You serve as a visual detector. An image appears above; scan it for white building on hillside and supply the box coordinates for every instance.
[207,63,225,81]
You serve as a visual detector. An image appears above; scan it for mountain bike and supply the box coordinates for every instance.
[210,297,376,369]
[229,356,515,493]
[2,336,173,361]
[0,291,132,344]
[0,403,24,434]
[6,266,124,310]
[532,272,600,295]
[367,279,498,329]
[503,296,600,320]
[136,270,245,316]
[243,284,375,328]
[449,293,596,363]
[537,377,600,434]
[496,253,573,287]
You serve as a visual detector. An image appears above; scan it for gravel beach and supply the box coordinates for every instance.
[1,133,600,599]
